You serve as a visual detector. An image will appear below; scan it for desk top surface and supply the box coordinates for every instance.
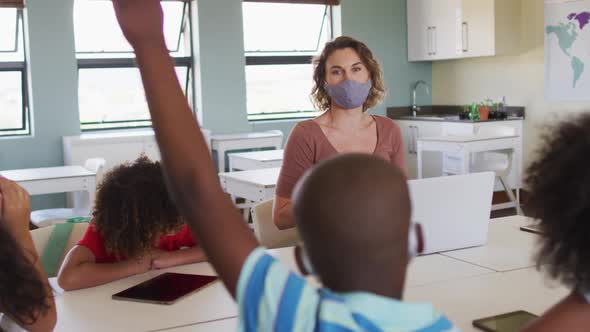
[441,215,538,272]
[0,166,95,182]
[49,216,555,332]
[228,149,284,161]
[218,167,280,187]
[418,134,519,143]
[211,130,283,142]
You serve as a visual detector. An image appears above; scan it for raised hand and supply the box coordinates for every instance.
[112,0,166,50]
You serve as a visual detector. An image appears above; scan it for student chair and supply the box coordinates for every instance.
[30,158,105,228]
[251,199,300,249]
[30,221,89,277]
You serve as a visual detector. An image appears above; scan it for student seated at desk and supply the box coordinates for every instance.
[110,1,458,330]
[57,156,206,291]
[0,178,56,332]
[522,114,590,332]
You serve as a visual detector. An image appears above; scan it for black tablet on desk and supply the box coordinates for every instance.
[112,273,218,305]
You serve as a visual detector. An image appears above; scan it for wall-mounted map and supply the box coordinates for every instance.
[545,0,590,100]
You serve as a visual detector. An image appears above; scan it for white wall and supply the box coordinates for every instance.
[432,0,590,170]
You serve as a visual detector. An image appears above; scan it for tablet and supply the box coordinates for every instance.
[112,273,218,305]
[473,310,538,332]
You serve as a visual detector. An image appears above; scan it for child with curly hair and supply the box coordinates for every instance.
[522,114,590,332]
[57,156,206,291]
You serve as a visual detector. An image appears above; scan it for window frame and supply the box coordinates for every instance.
[244,3,335,122]
[75,1,196,132]
[0,9,30,137]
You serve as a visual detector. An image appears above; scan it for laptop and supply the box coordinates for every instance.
[408,172,495,254]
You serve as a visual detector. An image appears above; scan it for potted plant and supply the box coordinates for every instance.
[477,98,496,121]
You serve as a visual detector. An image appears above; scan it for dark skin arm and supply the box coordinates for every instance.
[112,0,258,298]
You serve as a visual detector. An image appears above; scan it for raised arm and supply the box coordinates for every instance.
[112,0,258,296]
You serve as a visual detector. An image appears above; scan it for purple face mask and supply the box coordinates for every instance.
[325,79,372,110]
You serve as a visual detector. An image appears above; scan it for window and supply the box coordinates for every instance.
[242,1,336,121]
[74,0,195,131]
[0,8,29,136]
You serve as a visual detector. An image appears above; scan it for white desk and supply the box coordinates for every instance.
[0,166,97,215]
[406,267,568,332]
[218,167,280,203]
[49,216,562,332]
[210,131,283,172]
[228,149,284,171]
[441,215,538,272]
[157,319,238,332]
[416,134,519,179]
[48,245,495,332]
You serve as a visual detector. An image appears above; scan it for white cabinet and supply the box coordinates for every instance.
[407,0,520,61]
[407,0,462,61]
[398,120,443,179]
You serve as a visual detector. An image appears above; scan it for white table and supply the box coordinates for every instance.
[49,216,563,332]
[228,149,284,171]
[416,134,519,179]
[441,215,539,272]
[406,267,568,332]
[0,166,97,215]
[210,130,283,172]
[218,167,280,203]
[48,246,494,332]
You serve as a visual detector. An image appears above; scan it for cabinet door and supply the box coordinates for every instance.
[407,0,433,61]
[414,121,443,178]
[398,120,443,179]
[397,120,417,178]
[461,0,495,58]
[429,0,462,60]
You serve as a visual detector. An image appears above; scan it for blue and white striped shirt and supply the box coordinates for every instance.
[237,247,459,332]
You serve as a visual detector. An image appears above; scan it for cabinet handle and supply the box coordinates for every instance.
[426,27,432,55]
[409,126,415,154]
[433,26,437,56]
[414,126,420,155]
[406,126,412,154]
[410,126,417,155]
[462,22,469,52]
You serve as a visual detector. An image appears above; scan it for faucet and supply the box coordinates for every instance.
[412,80,431,117]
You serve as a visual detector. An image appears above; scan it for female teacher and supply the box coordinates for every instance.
[273,36,407,230]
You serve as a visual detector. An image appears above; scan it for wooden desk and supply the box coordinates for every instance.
[218,167,280,203]
[441,215,538,272]
[0,166,97,215]
[228,149,284,171]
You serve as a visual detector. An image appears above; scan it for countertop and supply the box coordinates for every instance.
[387,105,525,123]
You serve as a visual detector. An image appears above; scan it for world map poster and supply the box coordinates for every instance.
[545,0,590,100]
